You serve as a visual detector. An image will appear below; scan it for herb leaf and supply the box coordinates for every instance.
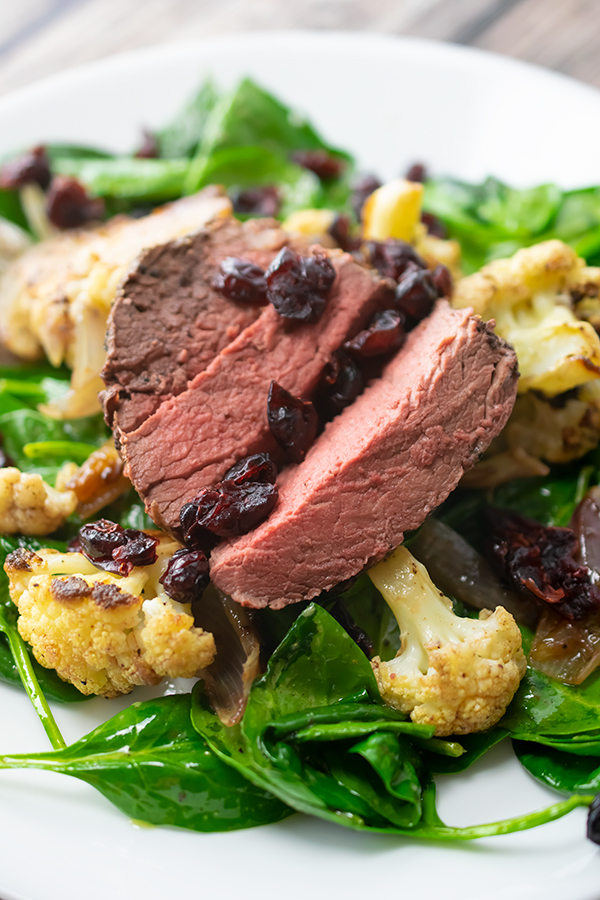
[0,694,291,831]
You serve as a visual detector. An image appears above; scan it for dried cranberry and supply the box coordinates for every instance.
[328,598,374,657]
[351,175,381,219]
[292,150,344,180]
[267,381,318,464]
[223,453,277,486]
[213,257,268,306]
[588,795,600,845]
[159,548,209,604]
[0,146,51,190]
[364,239,427,282]
[405,162,427,183]
[180,502,215,553]
[265,247,335,323]
[316,351,364,420]
[78,520,127,562]
[432,263,453,298]
[230,186,280,218]
[421,211,447,239]
[77,520,158,575]
[344,309,405,360]
[395,265,438,324]
[135,129,159,159]
[181,453,280,550]
[46,176,104,229]
[0,430,14,468]
[329,215,361,253]
[487,508,600,621]
[113,530,158,570]
[0,449,14,468]
[184,481,278,544]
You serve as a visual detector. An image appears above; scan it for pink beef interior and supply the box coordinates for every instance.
[209,300,519,608]
[119,253,394,531]
[102,216,303,434]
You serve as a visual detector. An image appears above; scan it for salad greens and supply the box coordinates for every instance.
[0,694,291,831]
[423,176,600,272]
[0,74,600,842]
[42,78,353,220]
[0,542,67,748]
[0,605,591,837]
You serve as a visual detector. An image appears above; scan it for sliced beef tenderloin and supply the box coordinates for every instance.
[210,300,519,608]
[118,253,395,532]
[102,216,304,434]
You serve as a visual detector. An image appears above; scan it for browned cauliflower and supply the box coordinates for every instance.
[452,241,600,485]
[462,381,600,488]
[4,534,215,697]
[368,546,526,737]
[452,240,600,396]
[0,467,77,535]
[0,188,231,419]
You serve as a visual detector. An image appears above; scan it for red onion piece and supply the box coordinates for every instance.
[529,607,600,685]
[194,587,262,726]
[410,517,539,629]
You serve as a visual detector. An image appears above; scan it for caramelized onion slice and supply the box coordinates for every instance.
[194,586,261,726]
[411,517,539,629]
[529,607,600,685]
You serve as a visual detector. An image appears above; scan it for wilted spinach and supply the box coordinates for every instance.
[423,175,600,272]
[0,694,291,831]
[191,605,590,838]
[514,741,600,794]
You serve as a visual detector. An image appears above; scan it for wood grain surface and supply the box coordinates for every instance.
[0,0,599,98]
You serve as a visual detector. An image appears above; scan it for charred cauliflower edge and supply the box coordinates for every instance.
[4,534,215,698]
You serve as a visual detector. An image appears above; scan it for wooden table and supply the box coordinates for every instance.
[1,0,599,98]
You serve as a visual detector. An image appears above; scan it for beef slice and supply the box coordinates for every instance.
[209,301,519,608]
[118,252,395,531]
[102,216,303,433]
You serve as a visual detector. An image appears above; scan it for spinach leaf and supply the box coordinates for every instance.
[514,740,600,793]
[0,694,291,831]
[0,187,28,230]
[476,178,561,239]
[0,409,107,482]
[200,77,345,162]
[501,665,600,743]
[548,187,600,261]
[185,79,351,197]
[158,80,219,159]
[192,605,591,839]
[335,573,400,660]
[423,175,600,272]
[52,157,190,202]
[0,579,65,748]
[492,468,592,527]
[422,728,509,774]
[46,144,114,162]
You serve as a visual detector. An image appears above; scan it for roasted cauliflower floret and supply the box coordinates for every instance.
[452,240,600,396]
[462,381,600,488]
[0,189,232,419]
[4,534,215,697]
[368,546,526,737]
[0,467,77,535]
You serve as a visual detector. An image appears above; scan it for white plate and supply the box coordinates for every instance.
[0,32,599,900]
